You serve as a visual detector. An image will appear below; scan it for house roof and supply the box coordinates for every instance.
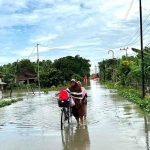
[17,68,37,79]
[17,77,36,81]
[21,68,37,77]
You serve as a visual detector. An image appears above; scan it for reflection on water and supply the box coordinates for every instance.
[61,125,90,150]
[144,116,150,150]
[1,80,150,150]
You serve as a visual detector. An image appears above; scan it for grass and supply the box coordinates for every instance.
[118,89,150,113]
[0,98,23,108]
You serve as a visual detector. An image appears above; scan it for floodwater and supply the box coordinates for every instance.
[0,80,150,150]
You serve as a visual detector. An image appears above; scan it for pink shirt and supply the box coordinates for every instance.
[81,87,87,98]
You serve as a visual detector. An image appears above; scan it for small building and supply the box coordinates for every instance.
[0,74,6,99]
[16,68,37,84]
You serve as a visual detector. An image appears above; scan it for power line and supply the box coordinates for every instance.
[120,47,128,57]
[111,0,134,49]
[123,12,150,47]
[143,12,150,25]
[147,43,150,47]
[38,43,112,52]
[31,38,150,55]
[108,0,134,58]
[113,12,150,60]
[115,36,150,58]
[115,49,127,58]
[112,7,150,59]
[28,45,37,59]
[115,22,150,58]
[125,23,150,46]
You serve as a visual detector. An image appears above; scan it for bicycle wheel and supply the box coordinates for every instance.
[67,107,70,124]
[61,108,66,130]
[67,107,72,124]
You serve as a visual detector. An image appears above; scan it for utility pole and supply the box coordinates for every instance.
[120,47,128,58]
[108,50,115,84]
[139,0,145,99]
[103,60,106,82]
[10,59,18,97]
[37,44,41,95]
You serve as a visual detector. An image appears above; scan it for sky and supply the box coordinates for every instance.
[0,0,150,72]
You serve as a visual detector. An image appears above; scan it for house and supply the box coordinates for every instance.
[16,68,37,84]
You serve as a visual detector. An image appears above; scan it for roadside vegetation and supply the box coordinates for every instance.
[103,81,150,113]
[0,55,91,92]
[98,47,150,113]
[0,98,23,108]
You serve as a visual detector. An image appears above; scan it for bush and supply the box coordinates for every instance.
[114,81,123,89]
[43,89,48,94]
[118,89,150,113]
[0,98,23,108]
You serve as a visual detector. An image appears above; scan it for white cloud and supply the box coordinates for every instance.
[100,0,131,12]
[77,17,94,28]
[30,34,58,43]
[55,26,63,32]
[0,0,150,67]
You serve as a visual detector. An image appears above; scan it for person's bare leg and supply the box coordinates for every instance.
[84,105,87,120]
[80,116,83,125]
[76,117,79,124]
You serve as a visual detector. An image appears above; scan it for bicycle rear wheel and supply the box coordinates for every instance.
[61,108,66,130]
[67,107,72,124]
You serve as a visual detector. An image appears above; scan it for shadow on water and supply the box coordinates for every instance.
[61,125,90,150]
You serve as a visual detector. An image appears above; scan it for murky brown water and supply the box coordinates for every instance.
[0,80,150,150]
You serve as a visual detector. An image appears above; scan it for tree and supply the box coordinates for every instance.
[53,55,91,81]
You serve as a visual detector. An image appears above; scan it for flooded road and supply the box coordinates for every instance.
[0,80,150,150]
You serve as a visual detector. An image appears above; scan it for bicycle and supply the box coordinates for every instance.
[60,106,72,130]
[57,90,74,130]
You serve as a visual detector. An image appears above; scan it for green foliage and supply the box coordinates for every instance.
[114,81,123,89]
[51,85,56,88]
[43,89,48,94]
[0,55,91,89]
[98,47,150,92]
[105,82,115,89]
[71,73,82,81]
[18,83,27,89]
[0,98,23,108]
[102,83,150,113]
[99,59,118,82]
[118,89,150,113]
[132,47,150,76]
[39,68,63,88]
[53,55,91,82]
[98,47,150,113]
[115,62,131,86]
[17,59,35,72]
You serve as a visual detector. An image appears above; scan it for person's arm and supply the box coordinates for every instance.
[55,92,60,96]
[85,93,87,97]
[66,88,70,93]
